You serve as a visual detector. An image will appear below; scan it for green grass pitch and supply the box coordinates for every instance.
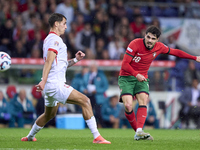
[0,128,199,150]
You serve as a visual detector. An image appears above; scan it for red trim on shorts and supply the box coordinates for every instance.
[135,91,149,96]
[119,93,135,103]
[120,92,149,103]
[48,48,58,55]
[55,55,57,65]
[64,84,70,88]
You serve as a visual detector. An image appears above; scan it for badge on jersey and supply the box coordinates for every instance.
[54,41,59,46]
[152,52,157,58]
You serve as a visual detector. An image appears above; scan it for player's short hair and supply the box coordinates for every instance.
[48,13,66,28]
[146,25,161,38]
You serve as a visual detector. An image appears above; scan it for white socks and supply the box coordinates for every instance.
[136,128,142,133]
[85,116,100,139]
[27,122,43,140]
[27,117,100,140]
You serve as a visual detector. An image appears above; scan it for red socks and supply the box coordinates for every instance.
[125,106,147,131]
[125,110,137,131]
[136,106,147,129]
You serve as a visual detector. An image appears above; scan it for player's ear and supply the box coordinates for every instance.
[55,21,59,27]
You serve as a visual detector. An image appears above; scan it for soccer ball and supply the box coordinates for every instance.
[0,52,11,72]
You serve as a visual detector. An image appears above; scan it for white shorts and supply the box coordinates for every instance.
[44,82,74,107]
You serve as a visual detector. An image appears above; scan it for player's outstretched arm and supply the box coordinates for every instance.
[169,49,196,60]
[196,56,200,62]
[67,51,85,68]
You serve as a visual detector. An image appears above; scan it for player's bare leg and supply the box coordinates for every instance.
[134,93,152,141]
[21,104,59,141]
[122,95,137,131]
[67,89,111,144]
[36,104,59,126]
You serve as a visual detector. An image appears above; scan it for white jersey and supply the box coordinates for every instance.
[43,32,68,83]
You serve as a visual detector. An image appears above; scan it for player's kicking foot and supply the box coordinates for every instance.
[134,130,150,141]
[93,135,111,144]
[21,137,37,142]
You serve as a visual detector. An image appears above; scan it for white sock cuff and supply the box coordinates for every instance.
[136,128,142,132]
[86,116,95,124]
[85,116,100,139]
[34,122,44,129]
[27,122,43,140]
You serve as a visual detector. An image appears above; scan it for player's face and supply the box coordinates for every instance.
[144,33,158,49]
[58,18,67,35]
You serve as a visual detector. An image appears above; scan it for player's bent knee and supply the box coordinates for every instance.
[82,97,91,107]
[124,103,133,112]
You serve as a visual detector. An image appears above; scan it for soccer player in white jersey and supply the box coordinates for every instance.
[21,13,111,144]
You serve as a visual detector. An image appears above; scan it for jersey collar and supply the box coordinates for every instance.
[49,31,58,35]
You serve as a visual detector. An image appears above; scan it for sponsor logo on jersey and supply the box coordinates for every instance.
[54,41,59,46]
[127,47,133,52]
[137,53,145,55]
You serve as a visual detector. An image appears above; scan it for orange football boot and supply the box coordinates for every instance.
[93,135,111,144]
[21,137,37,142]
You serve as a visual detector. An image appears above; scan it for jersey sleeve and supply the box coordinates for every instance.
[121,54,139,77]
[159,42,170,54]
[121,40,139,77]
[47,37,60,55]
[169,48,196,60]
[125,40,137,57]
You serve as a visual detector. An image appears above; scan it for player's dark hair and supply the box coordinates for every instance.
[146,25,161,38]
[48,13,66,28]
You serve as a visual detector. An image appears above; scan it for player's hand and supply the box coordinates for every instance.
[75,51,85,61]
[110,115,115,123]
[148,116,155,123]
[35,80,45,92]
[92,90,96,94]
[187,102,192,106]
[136,74,147,82]
[83,89,88,94]
[196,56,200,62]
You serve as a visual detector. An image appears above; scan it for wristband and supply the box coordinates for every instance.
[73,58,78,63]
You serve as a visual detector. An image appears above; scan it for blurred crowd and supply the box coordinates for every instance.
[2,59,200,129]
[1,0,200,129]
[1,0,200,87]
[0,62,159,129]
[0,0,200,60]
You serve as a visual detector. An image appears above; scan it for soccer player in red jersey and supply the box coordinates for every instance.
[118,25,200,140]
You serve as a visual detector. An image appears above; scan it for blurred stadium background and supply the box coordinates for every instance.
[1,0,200,130]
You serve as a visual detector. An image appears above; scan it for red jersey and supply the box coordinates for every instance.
[119,38,196,78]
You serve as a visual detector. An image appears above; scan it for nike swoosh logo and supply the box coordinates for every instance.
[142,115,146,117]
[137,53,145,55]
[129,119,135,122]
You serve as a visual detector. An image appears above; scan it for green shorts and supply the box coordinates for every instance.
[118,76,149,102]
